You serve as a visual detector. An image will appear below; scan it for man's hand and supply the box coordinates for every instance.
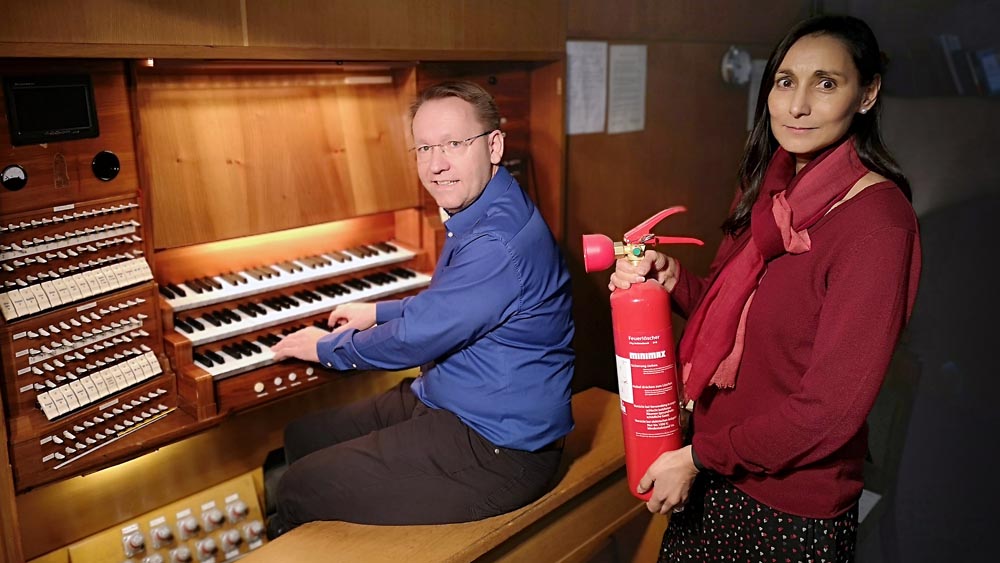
[269,326,328,363]
[637,445,700,515]
[327,302,377,335]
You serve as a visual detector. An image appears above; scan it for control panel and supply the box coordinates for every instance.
[65,472,266,562]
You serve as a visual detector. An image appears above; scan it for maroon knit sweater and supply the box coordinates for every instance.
[672,181,921,519]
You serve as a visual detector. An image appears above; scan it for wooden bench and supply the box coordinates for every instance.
[242,387,659,563]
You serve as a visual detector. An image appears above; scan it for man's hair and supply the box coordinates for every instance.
[409,80,501,132]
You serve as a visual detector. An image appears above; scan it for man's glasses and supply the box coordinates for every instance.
[411,131,493,161]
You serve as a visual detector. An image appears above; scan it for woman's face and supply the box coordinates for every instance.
[767,33,879,170]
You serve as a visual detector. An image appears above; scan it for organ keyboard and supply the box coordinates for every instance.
[159,237,432,419]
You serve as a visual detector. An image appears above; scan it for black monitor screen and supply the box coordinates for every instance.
[3,75,99,145]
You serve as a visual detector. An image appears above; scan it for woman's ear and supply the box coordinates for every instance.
[860,74,882,114]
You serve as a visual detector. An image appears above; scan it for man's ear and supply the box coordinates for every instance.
[488,130,504,165]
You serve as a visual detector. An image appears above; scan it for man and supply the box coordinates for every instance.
[267,81,575,534]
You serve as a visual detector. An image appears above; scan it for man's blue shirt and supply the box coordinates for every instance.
[316,167,575,450]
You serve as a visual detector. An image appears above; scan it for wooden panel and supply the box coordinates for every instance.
[1,400,25,563]
[0,60,138,215]
[568,0,805,42]
[0,0,244,46]
[246,0,565,53]
[529,60,567,241]
[135,64,420,248]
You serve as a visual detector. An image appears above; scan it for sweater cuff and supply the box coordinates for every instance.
[690,445,707,472]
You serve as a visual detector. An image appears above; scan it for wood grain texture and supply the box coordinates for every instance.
[246,0,565,53]
[0,0,244,46]
[135,65,420,248]
[240,387,634,563]
[568,0,805,42]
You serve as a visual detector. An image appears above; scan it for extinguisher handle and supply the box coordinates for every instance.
[623,207,704,247]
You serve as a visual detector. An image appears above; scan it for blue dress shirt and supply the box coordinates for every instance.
[316,167,574,451]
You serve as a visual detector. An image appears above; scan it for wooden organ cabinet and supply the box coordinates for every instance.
[0,46,565,563]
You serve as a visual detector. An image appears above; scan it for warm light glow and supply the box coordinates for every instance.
[143,58,155,68]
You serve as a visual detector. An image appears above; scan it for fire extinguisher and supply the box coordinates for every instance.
[582,207,703,501]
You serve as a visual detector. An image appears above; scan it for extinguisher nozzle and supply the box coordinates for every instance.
[582,234,617,273]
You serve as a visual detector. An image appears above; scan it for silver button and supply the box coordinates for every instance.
[494,448,500,454]
[351,363,357,368]
[447,232,454,238]
[326,362,333,368]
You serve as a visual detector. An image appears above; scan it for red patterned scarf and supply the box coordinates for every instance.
[679,139,870,402]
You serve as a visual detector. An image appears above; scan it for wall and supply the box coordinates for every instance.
[830,2,1000,562]
[564,0,807,391]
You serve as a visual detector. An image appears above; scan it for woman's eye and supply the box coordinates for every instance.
[819,79,836,89]
[776,77,792,88]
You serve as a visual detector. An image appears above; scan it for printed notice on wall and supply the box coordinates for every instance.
[607,44,647,134]
[566,40,608,135]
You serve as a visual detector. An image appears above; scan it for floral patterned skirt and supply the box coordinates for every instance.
[660,471,858,563]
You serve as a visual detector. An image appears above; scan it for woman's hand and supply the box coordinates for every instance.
[608,250,679,292]
[637,445,700,515]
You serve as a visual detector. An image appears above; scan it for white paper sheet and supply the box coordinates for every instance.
[566,40,608,135]
[607,44,647,134]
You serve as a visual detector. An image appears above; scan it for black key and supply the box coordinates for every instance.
[241,339,262,354]
[167,283,187,297]
[185,279,205,294]
[213,311,232,325]
[221,308,241,322]
[345,247,366,259]
[250,302,268,315]
[202,313,221,327]
[192,352,213,368]
[373,241,397,253]
[158,285,176,299]
[262,299,282,312]
[203,277,223,290]
[184,316,205,331]
[174,318,192,333]
[316,285,337,298]
[205,349,225,364]
[237,303,257,318]
[280,295,300,307]
[327,251,349,263]
[304,289,324,301]
[221,344,242,359]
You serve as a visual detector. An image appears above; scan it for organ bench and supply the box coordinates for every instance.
[242,387,662,563]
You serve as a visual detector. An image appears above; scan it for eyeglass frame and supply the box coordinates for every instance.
[409,130,495,160]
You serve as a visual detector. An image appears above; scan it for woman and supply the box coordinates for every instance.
[610,15,921,563]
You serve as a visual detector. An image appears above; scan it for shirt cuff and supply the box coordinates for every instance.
[316,330,362,371]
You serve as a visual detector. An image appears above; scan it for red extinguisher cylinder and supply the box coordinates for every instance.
[611,281,684,500]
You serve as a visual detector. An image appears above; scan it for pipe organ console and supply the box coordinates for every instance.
[0,52,563,562]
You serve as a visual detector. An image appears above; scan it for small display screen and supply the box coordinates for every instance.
[3,75,99,145]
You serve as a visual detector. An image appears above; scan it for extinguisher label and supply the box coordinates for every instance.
[620,332,680,439]
[615,355,634,404]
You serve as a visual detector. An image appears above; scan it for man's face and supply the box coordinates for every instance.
[411,97,503,215]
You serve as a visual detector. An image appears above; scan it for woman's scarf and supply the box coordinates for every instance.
[678,138,870,402]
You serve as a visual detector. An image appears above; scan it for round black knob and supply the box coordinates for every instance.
[1,164,28,191]
[91,150,120,181]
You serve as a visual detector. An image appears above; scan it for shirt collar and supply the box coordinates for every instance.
[443,166,513,236]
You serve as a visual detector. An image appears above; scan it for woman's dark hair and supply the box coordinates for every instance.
[722,14,911,236]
